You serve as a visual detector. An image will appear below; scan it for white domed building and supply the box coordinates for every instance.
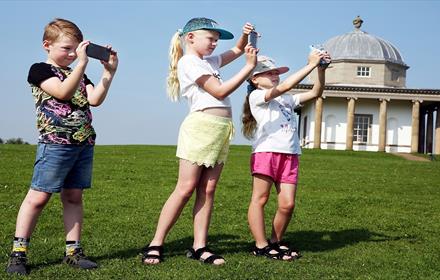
[294,16,440,154]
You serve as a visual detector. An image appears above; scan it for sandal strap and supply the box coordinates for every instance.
[253,245,284,260]
[188,247,224,264]
[192,246,213,259]
[141,245,164,262]
[203,254,224,264]
[270,240,302,259]
[146,245,163,253]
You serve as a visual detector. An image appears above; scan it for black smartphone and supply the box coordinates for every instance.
[249,31,258,48]
[86,43,111,62]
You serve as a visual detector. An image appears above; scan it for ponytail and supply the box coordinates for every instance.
[241,82,258,139]
[167,31,184,101]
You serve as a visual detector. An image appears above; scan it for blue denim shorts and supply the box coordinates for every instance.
[30,143,94,193]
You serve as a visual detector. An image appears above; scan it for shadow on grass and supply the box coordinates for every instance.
[27,228,409,271]
[26,234,248,272]
[283,228,409,252]
[94,234,251,260]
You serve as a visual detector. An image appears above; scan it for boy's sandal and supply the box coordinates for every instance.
[186,247,225,265]
[269,240,302,259]
[141,245,164,264]
[252,245,292,261]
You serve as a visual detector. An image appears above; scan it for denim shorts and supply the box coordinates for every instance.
[30,143,94,193]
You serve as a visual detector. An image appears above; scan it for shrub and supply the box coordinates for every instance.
[4,138,29,145]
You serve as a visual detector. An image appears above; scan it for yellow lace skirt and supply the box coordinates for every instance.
[176,111,234,168]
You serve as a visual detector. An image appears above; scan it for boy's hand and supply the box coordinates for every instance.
[76,40,90,65]
[102,45,118,74]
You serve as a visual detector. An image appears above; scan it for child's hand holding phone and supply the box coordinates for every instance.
[249,31,258,48]
[86,43,111,62]
[309,45,331,68]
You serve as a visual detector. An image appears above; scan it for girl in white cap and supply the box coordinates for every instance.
[141,17,257,266]
[242,52,330,260]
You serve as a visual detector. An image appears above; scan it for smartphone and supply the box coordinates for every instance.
[249,31,258,48]
[310,45,330,68]
[86,43,111,62]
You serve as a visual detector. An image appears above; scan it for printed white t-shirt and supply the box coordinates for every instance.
[177,54,231,112]
[249,89,302,154]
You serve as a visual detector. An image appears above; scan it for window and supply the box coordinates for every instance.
[301,116,308,145]
[357,66,371,77]
[353,114,372,143]
[391,70,399,81]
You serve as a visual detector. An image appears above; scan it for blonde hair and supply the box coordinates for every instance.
[43,18,83,43]
[167,31,184,101]
[241,83,258,139]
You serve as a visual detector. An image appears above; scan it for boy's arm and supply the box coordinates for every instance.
[220,23,254,67]
[39,41,89,100]
[87,49,119,106]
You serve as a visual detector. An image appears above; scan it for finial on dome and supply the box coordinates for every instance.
[353,15,363,29]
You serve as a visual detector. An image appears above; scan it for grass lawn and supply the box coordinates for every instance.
[1,145,439,279]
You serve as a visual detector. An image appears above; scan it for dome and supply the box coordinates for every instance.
[323,16,408,68]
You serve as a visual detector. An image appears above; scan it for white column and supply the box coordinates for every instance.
[435,107,440,155]
[314,97,323,149]
[378,99,388,152]
[346,98,356,151]
[411,100,420,153]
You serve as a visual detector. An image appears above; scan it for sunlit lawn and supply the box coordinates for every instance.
[1,145,439,279]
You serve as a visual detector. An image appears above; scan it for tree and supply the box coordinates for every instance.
[4,138,29,145]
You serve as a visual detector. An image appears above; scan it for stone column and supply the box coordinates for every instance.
[346,97,356,150]
[419,109,426,153]
[426,109,433,153]
[313,97,323,149]
[411,100,420,153]
[378,99,388,152]
[435,107,440,155]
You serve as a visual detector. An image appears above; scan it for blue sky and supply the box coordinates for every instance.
[1,0,439,145]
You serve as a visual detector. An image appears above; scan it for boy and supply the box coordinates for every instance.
[6,18,118,275]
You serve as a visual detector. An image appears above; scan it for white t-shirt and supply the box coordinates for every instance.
[177,54,231,112]
[249,89,302,154]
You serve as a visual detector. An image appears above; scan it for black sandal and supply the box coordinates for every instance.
[252,244,292,261]
[186,247,225,265]
[269,240,302,259]
[141,245,164,264]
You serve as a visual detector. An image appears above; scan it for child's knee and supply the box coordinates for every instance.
[176,182,196,199]
[202,182,218,197]
[61,189,83,205]
[251,194,270,207]
[278,200,295,214]
[24,193,50,210]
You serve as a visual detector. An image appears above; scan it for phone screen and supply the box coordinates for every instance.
[86,43,110,62]
[249,31,257,48]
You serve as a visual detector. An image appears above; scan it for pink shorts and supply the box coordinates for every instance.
[250,152,299,184]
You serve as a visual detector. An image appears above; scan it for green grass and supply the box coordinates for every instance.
[1,145,440,279]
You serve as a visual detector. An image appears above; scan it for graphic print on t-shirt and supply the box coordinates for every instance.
[212,72,221,81]
[275,99,295,133]
[29,63,96,144]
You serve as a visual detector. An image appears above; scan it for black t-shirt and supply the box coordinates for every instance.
[28,62,93,86]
